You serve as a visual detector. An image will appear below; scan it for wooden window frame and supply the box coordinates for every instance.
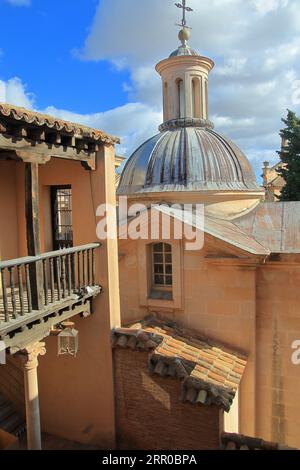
[152,242,173,290]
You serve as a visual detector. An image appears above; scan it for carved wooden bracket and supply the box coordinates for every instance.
[81,157,96,171]
[16,151,52,165]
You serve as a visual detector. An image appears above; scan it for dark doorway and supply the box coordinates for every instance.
[51,186,73,250]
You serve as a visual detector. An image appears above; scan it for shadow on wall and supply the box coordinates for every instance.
[114,348,221,450]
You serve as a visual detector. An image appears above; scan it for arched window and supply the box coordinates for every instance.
[192,78,201,119]
[176,79,184,118]
[152,242,172,287]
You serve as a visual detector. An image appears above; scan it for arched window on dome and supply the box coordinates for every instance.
[176,79,185,119]
[192,77,201,119]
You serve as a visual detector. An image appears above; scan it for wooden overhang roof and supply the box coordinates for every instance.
[0,103,120,169]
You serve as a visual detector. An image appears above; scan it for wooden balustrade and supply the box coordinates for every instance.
[0,243,100,323]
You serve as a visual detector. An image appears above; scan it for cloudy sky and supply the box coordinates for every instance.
[1,0,300,179]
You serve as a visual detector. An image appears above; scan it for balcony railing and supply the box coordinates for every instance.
[0,243,101,326]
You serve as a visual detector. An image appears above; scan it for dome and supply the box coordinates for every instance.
[169,44,198,57]
[117,119,261,196]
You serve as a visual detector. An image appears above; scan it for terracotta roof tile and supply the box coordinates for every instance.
[191,370,208,382]
[208,371,226,383]
[156,347,175,358]
[0,102,120,145]
[112,314,248,412]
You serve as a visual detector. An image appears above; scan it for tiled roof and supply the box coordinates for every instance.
[0,103,120,145]
[112,315,247,412]
[221,432,296,450]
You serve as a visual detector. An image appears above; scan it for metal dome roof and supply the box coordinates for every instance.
[117,120,261,196]
[169,44,199,57]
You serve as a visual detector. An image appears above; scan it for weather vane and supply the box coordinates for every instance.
[175,0,194,29]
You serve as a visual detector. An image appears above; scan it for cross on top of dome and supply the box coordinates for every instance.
[175,0,193,29]
[175,0,193,46]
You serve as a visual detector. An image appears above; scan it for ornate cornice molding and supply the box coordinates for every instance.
[159,117,214,132]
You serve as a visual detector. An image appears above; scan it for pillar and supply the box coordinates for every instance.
[20,342,46,450]
[25,162,43,310]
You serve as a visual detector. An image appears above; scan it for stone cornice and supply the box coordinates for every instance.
[205,256,266,268]
[156,55,215,75]
[159,117,214,132]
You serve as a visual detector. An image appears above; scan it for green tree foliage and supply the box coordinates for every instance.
[277,110,300,201]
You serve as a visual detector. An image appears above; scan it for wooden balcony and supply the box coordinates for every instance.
[0,243,101,352]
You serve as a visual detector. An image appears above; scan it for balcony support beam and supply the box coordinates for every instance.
[25,162,43,310]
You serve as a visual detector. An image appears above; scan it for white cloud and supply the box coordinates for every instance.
[251,0,289,16]
[2,0,300,179]
[0,77,34,109]
[44,102,162,158]
[5,0,31,6]
[79,0,300,177]
[0,75,161,160]
[214,58,248,78]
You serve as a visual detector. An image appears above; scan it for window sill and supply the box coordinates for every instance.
[149,289,173,301]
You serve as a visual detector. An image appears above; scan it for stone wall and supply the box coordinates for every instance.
[256,264,300,448]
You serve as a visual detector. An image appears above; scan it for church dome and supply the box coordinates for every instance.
[118,13,263,207]
[117,119,261,196]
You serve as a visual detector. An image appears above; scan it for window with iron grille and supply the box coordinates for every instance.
[152,243,173,287]
[51,186,73,250]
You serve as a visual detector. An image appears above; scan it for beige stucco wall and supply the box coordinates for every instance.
[0,161,19,261]
[0,148,120,448]
[37,149,120,447]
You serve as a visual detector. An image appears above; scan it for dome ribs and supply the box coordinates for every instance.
[118,126,261,195]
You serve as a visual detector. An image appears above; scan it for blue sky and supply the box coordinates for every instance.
[0,0,300,178]
[0,0,129,112]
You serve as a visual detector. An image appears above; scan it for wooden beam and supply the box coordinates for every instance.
[25,163,44,310]
[0,133,96,167]
[27,128,46,141]
[0,120,8,133]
